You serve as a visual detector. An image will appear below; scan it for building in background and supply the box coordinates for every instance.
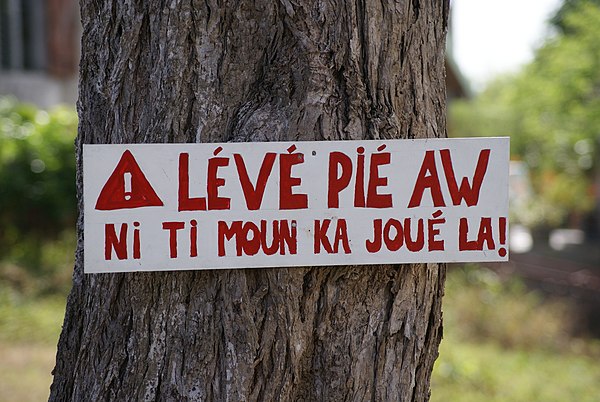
[445,57,469,101]
[0,0,80,108]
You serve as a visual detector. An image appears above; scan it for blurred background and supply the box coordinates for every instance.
[1,0,600,400]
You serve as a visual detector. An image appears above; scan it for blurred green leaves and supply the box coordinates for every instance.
[450,1,600,227]
[432,264,600,402]
[0,96,77,292]
[443,265,573,351]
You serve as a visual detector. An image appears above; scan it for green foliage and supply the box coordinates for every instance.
[0,284,64,345]
[450,1,600,227]
[0,96,77,287]
[432,265,600,401]
[0,96,77,238]
[550,0,600,34]
[432,337,600,402]
[443,265,575,351]
[0,230,76,296]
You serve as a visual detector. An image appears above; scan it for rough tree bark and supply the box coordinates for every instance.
[51,1,449,400]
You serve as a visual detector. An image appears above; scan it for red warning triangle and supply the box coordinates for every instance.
[95,150,164,210]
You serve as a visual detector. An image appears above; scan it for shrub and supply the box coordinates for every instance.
[444,264,574,351]
[0,96,77,292]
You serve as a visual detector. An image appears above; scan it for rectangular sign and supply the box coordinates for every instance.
[83,138,509,273]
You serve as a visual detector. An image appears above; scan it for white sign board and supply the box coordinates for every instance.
[83,138,509,273]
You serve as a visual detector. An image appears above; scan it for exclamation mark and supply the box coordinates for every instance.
[124,172,132,201]
[498,217,507,257]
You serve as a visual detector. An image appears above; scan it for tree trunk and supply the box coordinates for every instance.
[51,1,449,400]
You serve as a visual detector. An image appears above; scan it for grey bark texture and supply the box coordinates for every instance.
[51,1,449,401]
